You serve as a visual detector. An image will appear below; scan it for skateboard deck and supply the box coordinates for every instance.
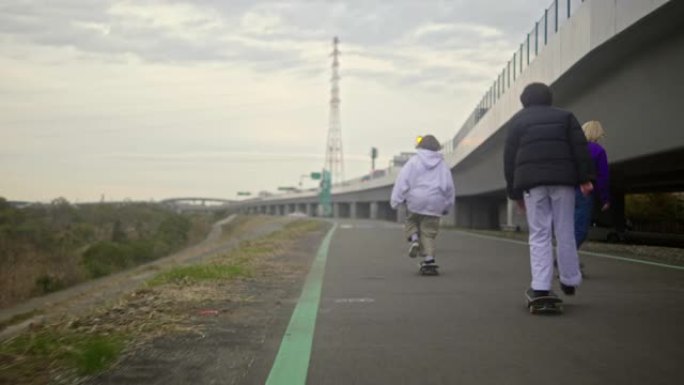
[418,263,439,276]
[525,289,563,314]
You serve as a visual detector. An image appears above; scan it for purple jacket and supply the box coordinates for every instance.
[390,149,455,216]
[589,142,610,205]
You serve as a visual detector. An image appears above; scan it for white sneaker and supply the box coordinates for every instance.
[408,241,420,258]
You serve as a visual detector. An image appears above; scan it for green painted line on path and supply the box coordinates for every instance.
[265,223,337,385]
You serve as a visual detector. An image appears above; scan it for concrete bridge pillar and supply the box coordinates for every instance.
[370,202,379,220]
[350,202,358,219]
[501,199,516,230]
[507,199,515,228]
[333,203,340,218]
[499,199,526,231]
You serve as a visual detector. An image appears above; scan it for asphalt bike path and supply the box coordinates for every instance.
[271,219,684,385]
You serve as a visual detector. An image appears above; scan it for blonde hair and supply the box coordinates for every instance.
[582,120,605,142]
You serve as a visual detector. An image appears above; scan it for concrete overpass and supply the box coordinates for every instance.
[232,0,684,230]
[161,197,234,212]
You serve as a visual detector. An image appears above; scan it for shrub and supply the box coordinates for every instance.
[35,274,65,294]
[82,241,132,278]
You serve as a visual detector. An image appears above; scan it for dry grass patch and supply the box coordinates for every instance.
[0,218,327,385]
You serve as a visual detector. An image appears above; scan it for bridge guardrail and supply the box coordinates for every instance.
[441,0,585,157]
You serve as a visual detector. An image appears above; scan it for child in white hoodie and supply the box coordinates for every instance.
[390,135,455,266]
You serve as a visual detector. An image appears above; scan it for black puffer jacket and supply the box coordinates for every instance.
[503,105,593,200]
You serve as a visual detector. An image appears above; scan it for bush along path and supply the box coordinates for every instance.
[0,198,215,310]
[0,214,271,338]
[0,217,330,385]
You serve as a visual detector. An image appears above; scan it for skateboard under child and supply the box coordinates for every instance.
[525,289,563,314]
[418,263,439,276]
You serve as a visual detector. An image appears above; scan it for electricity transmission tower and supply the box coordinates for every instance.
[324,36,344,187]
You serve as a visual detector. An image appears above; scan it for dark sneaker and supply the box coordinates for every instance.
[420,259,436,266]
[408,241,420,258]
[560,282,576,296]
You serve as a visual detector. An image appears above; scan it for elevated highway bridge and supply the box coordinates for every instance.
[161,197,234,212]
[231,0,684,231]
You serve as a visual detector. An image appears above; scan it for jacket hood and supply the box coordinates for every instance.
[416,149,443,169]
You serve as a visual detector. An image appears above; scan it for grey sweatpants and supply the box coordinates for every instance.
[524,186,583,291]
[405,213,441,257]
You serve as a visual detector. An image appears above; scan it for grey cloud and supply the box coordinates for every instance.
[345,64,489,94]
[224,0,547,47]
[1,6,307,69]
[0,0,553,86]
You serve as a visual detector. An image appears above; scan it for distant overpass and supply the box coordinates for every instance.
[161,197,234,212]
[231,0,684,230]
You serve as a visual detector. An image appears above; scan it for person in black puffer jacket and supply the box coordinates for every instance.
[503,82,594,299]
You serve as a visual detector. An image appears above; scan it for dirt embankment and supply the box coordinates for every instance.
[0,216,331,385]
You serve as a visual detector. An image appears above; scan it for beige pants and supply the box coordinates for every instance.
[405,213,441,257]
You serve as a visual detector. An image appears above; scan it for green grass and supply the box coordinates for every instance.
[0,330,126,382]
[70,335,125,374]
[147,219,325,288]
[283,219,323,233]
[148,262,252,286]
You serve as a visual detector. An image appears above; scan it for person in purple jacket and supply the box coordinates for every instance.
[390,135,455,267]
[575,121,611,251]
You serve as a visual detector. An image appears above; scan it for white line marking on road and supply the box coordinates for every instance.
[452,230,684,270]
[334,298,375,303]
[339,223,403,230]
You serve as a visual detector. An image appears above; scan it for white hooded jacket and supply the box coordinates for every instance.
[390,149,455,216]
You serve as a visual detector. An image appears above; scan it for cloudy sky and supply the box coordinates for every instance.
[1,0,551,202]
